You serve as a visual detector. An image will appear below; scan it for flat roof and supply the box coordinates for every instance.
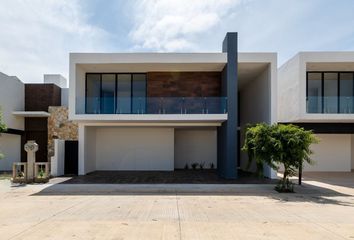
[70,52,277,72]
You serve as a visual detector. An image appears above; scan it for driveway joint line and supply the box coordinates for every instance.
[7,199,87,240]
[175,191,182,240]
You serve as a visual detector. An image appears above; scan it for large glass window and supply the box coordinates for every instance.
[307,72,322,113]
[86,74,100,113]
[85,73,146,114]
[117,74,132,114]
[132,74,146,114]
[101,74,116,114]
[323,73,338,113]
[307,71,354,114]
[340,73,354,113]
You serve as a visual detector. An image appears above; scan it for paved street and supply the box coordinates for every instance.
[0,173,353,240]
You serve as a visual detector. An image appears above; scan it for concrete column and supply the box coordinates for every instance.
[78,124,85,175]
[218,32,238,179]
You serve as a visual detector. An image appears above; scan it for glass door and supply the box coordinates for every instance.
[101,74,116,114]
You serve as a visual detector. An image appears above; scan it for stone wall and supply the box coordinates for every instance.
[48,106,78,160]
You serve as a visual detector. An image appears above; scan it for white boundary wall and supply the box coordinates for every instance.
[50,139,65,176]
[0,133,21,171]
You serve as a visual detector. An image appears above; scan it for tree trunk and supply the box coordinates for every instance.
[282,164,289,185]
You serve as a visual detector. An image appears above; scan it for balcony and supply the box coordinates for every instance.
[307,96,354,114]
[76,97,227,115]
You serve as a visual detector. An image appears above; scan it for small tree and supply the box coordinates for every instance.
[242,123,318,192]
[0,107,7,159]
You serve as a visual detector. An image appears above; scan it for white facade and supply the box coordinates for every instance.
[44,74,67,88]
[307,134,353,172]
[0,72,24,171]
[69,53,228,123]
[278,52,354,123]
[70,52,278,176]
[0,72,24,130]
[70,53,228,175]
[278,52,354,172]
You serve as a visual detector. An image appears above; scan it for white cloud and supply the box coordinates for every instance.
[0,0,109,83]
[128,0,354,64]
[129,0,245,51]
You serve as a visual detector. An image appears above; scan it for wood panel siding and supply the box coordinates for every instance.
[22,118,48,163]
[25,84,61,111]
[23,84,60,162]
[147,72,221,97]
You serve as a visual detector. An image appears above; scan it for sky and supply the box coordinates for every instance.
[0,0,354,84]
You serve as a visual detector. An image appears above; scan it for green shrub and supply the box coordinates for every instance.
[242,123,318,192]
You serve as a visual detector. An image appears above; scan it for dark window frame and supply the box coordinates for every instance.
[85,73,147,114]
[306,71,354,113]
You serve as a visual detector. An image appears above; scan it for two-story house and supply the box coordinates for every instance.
[69,33,277,179]
[278,52,354,172]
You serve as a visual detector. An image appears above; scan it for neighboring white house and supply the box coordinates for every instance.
[278,52,354,172]
[0,72,24,170]
[0,73,69,171]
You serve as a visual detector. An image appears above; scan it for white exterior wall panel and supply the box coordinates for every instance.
[0,73,24,130]
[174,129,217,169]
[0,134,21,171]
[306,134,352,172]
[277,54,301,122]
[95,127,174,171]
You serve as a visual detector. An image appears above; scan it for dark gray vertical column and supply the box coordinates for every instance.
[217,32,238,179]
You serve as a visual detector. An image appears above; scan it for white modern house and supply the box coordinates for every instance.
[69,33,277,178]
[278,52,354,172]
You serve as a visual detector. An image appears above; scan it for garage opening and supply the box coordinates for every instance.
[81,126,219,174]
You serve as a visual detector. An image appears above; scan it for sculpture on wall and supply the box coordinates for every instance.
[24,140,39,181]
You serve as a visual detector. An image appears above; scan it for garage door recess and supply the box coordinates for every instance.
[95,127,174,171]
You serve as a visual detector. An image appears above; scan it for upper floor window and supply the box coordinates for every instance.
[86,73,146,114]
[307,71,354,113]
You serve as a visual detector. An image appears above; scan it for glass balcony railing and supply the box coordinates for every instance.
[76,97,228,114]
[306,96,354,114]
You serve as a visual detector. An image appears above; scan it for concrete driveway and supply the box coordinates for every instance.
[0,173,353,240]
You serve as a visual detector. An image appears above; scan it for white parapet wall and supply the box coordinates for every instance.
[50,139,65,176]
[44,74,67,88]
[0,133,21,171]
[0,72,24,130]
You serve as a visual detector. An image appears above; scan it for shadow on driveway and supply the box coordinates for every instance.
[56,170,277,184]
[29,171,354,207]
